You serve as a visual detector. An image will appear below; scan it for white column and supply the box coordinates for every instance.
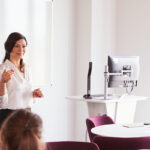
[91,0,117,95]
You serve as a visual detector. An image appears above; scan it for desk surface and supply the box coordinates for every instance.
[66,95,148,103]
[91,124,150,138]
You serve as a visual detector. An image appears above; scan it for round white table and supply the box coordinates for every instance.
[91,124,150,138]
[66,95,149,123]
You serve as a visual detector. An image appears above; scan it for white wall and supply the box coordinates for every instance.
[74,0,92,141]
[116,0,150,96]
[116,0,150,122]
[74,0,150,140]
[0,1,5,61]
[33,0,117,142]
[32,0,77,141]
[91,0,116,94]
[43,0,150,141]
[74,0,117,140]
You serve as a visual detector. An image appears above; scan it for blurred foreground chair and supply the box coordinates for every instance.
[93,136,150,150]
[46,141,100,150]
[86,114,114,141]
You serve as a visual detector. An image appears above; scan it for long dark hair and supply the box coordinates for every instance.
[3,32,28,72]
[0,109,44,150]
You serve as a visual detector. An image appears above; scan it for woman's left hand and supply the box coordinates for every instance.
[33,88,44,98]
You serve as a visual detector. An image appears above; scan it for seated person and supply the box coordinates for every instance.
[0,109,45,150]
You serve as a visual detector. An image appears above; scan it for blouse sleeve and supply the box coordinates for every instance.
[0,65,8,107]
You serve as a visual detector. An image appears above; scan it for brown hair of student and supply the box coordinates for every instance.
[0,109,44,150]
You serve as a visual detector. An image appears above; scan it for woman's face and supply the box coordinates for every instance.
[10,39,27,60]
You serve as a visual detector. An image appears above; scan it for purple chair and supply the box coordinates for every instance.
[86,114,114,141]
[46,141,100,150]
[93,136,150,150]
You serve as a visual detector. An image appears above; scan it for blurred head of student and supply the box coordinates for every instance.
[0,109,44,150]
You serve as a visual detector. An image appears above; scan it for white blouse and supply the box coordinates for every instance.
[0,59,33,109]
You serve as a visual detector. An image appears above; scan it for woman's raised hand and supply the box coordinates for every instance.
[33,88,44,98]
[1,69,14,83]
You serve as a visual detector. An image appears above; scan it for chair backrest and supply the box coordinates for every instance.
[86,114,114,141]
[46,141,100,150]
[93,136,150,150]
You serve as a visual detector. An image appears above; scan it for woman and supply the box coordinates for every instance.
[0,109,45,150]
[0,32,43,127]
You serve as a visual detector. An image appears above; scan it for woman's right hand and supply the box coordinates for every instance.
[1,69,14,83]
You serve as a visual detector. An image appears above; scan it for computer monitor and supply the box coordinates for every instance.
[107,56,140,89]
[83,56,140,100]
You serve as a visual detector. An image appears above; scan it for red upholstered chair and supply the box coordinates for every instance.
[46,141,100,150]
[93,136,150,150]
[86,114,114,141]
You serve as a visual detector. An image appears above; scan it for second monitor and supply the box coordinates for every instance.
[108,56,139,88]
[104,56,140,99]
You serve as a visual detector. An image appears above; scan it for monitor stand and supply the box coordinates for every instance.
[83,62,92,99]
[83,62,116,100]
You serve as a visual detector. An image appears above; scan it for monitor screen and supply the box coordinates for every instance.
[108,56,140,88]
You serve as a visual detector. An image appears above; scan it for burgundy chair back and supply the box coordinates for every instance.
[86,114,114,141]
[93,136,150,150]
[46,141,100,150]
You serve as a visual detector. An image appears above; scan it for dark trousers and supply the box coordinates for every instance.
[0,109,14,128]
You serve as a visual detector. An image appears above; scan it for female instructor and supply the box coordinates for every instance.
[0,32,43,127]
